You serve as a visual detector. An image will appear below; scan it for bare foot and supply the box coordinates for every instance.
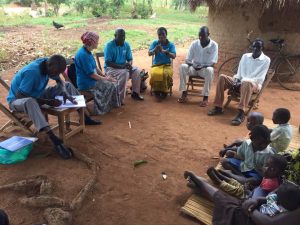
[184,171,195,180]
[206,167,221,186]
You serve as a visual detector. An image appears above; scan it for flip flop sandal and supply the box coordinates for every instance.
[177,96,188,103]
[199,101,208,107]
[208,108,224,116]
[231,115,245,126]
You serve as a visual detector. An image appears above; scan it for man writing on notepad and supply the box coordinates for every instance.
[7,55,98,159]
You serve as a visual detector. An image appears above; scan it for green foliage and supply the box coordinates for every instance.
[72,0,86,14]
[136,2,150,19]
[0,2,209,55]
[111,0,124,9]
[108,5,118,19]
[131,0,152,19]
[172,0,189,10]
[47,0,67,16]
[88,0,107,17]
[0,0,7,6]
[108,0,125,18]
[45,8,55,17]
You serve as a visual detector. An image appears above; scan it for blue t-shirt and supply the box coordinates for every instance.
[7,58,49,104]
[149,40,176,65]
[104,40,133,70]
[75,46,97,90]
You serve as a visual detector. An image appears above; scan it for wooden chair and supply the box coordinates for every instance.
[0,76,36,136]
[95,52,104,72]
[0,75,85,143]
[65,58,94,103]
[224,69,275,115]
[186,76,205,97]
[0,102,36,136]
[150,56,173,96]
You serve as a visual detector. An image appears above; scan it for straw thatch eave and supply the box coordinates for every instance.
[189,0,300,11]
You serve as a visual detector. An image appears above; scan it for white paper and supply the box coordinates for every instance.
[22,137,38,142]
[55,95,86,108]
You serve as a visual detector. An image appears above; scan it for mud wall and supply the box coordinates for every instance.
[207,4,300,65]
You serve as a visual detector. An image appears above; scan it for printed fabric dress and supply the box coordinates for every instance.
[74,46,120,115]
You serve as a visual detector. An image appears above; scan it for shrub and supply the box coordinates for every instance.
[88,0,107,17]
[136,2,150,19]
[73,0,86,14]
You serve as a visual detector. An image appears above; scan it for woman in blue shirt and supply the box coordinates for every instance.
[75,31,120,115]
[148,27,176,99]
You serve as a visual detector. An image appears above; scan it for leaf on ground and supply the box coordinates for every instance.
[133,160,148,167]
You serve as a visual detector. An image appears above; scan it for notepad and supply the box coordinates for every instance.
[0,136,34,152]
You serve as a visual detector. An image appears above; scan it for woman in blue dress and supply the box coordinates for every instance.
[75,31,120,115]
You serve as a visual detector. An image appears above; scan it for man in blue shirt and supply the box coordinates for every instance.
[104,28,144,104]
[7,55,83,159]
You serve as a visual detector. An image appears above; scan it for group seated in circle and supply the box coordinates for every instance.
[3,22,300,225]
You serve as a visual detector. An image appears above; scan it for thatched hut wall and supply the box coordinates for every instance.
[205,2,300,64]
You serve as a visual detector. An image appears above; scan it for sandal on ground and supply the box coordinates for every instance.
[199,100,208,107]
[231,114,245,126]
[53,144,73,159]
[178,96,188,103]
[207,107,224,116]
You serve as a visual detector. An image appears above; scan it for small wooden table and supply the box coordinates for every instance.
[42,107,85,143]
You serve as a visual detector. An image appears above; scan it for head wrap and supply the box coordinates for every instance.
[81,31,99,46]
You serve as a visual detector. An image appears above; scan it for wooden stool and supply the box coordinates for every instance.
[42,107,85,143]
[186,76,205,96]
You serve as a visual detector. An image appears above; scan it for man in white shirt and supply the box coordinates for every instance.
[178,26,218,107]
[208,39,271,126]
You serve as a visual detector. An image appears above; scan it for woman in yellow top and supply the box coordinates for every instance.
[148,27,176,99]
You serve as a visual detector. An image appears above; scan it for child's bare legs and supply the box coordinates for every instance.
[219,169,260,186]
[207,167,222,185]
[221,158,244,175]
[184,171,218,201]
[212,168,233,182]
[207,167,234,185]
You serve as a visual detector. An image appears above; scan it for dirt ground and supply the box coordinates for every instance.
[1,28,300,225]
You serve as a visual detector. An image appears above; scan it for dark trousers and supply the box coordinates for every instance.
[0,209,9,225]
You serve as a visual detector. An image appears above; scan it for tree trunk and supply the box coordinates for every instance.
[54,4,60,16]
[44,0,48,16]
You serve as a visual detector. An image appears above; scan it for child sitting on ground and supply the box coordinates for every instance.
[207,154,287,199]
[219,112,264,157]
[255,182,300,217]
[270,108,292,152]
[221,125,274,186]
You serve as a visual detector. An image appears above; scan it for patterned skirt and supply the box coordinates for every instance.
[88,79,120,115]
[150,64,173,93]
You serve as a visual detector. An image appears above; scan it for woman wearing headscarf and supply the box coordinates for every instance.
[75,31,120,115]
[148,27,176,99]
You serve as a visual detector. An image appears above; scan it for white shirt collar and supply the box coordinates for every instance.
[246,52,266,61]
[197,39,212,49]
